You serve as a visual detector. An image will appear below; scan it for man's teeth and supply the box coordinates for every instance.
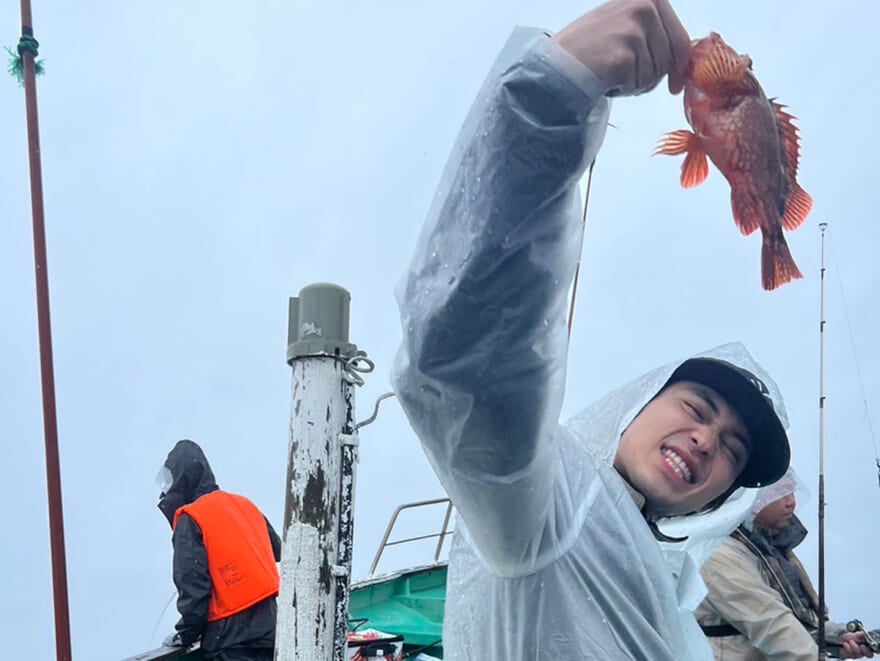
[662,449,692,483]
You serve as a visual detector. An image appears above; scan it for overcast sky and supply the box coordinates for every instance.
[2,1,878,659]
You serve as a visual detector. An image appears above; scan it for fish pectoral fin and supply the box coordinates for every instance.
[654,129,694,155]
[782,182,813,231]
[654,130,709,188]
[730,187,762,236]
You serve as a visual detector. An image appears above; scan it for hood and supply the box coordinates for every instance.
[157,439,219,526]
[564,341,790,608]
[743,465,809,530]
[745,513,808,557]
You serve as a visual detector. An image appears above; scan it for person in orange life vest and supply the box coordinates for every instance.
[157,439,282,661]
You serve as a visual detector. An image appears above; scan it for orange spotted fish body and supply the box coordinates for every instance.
[655,33,812,290]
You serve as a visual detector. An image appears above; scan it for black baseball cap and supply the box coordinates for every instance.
[666,358,790,487]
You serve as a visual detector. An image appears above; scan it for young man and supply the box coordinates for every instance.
[391,1,792,658]
[696,469,877,660]
[157,439,281,661]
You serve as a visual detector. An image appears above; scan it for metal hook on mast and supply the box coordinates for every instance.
[355,392,396,430]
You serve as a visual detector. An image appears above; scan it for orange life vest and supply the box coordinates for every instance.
[174,490,279,622]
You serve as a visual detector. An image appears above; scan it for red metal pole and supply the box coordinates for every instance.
[18,2,73,658]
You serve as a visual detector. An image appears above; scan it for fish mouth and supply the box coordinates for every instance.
[661,447,697,484]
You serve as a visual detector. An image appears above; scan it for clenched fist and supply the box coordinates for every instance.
[553,0,691,97]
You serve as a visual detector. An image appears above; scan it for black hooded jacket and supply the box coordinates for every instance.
[158,440,282,654]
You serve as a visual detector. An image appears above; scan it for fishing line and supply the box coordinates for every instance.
[567,158,597,336]
[827,230,880,484]
[148,590,177,647]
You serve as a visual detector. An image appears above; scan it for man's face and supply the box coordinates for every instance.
[754,492,796,534]
[614,380,750,516]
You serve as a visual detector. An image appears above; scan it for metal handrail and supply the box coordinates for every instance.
[120,643,199,661]
[367,498,454,577]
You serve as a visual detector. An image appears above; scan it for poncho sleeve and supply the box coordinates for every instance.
[392,27,610,576]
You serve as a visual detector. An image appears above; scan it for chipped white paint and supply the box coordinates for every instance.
[275,356,358,660]
[300,322,323,338]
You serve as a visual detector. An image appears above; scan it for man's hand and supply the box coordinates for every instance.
[161,632,185,648]
[838,631,875,658]
[552,0,690,96]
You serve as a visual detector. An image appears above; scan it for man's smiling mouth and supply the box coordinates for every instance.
[662,448,693,483]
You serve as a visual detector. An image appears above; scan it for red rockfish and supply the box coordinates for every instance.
[655,32,812,290]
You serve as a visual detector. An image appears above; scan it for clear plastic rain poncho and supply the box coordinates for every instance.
[743,466,809,529]
[392,28,790,661]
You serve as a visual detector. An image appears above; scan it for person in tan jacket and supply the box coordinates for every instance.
[695,468,876,659]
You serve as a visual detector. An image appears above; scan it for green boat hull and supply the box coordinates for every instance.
[349,562,447,658]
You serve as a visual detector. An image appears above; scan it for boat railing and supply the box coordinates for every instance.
[367,497,455,577]
[120,643,201,661]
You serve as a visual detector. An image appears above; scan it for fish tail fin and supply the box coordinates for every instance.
[653,130,709,188]
[761,231,803,291]
[730,187,762,236]
[782,182,813,231]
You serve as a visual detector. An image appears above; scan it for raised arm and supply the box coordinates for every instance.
[393,1,689,576]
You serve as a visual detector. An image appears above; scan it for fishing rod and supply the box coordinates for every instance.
[817,221,828,661]
[826,231,880,490]
[12,1,72,659]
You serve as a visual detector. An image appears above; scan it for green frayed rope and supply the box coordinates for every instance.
[6,34,46,86]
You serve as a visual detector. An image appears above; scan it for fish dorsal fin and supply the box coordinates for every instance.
[770,99,803,179]
[770,99,813,230]
[691,43,747,88]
